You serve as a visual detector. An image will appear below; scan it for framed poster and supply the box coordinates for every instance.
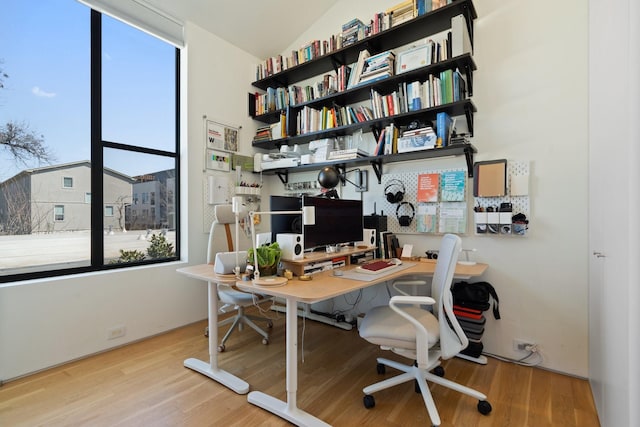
[205,119,238,152]
[205,149,231,172]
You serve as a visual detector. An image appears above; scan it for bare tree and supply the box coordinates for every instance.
[114,194,130,232]
[0,62,55,166]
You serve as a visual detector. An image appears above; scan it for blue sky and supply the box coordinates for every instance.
[0,0,175,182]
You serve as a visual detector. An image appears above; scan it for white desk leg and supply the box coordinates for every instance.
[183,281,249,394]
[247,297,331,427]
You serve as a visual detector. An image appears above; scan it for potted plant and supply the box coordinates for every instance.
[247,241,282,277]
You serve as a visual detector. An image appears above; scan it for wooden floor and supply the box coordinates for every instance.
[0,308,600,427]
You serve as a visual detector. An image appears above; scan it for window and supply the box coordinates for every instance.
[54,205,65,221]
[0,2,180,282]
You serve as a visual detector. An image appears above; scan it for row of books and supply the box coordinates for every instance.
[368,67,466,121]
[295,104,374,135]
[255,1,454,81]
[255,64,351,115]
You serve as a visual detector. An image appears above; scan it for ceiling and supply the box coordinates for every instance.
[144,0,339,59]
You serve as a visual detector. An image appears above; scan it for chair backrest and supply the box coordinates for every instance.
[206,204,251,264]
[431,233,468,359]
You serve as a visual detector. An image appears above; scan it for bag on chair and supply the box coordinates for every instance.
[452,281,500,320]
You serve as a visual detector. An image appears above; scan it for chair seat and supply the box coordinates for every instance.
[217,287,264,305]
[359,305,439,350]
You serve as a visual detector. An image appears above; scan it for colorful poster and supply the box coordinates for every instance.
[417,173,440,202]
[416,203,437,233]
[441,170,466,201]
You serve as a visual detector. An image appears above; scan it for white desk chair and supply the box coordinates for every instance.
[359,234,492,426]
[207,204,273,352]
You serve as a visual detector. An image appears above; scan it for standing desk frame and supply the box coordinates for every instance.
[236,259,488,426]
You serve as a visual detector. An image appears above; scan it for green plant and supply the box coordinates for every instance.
[147,233,175,259]
[110,249,146,264]
[248,242,282,276]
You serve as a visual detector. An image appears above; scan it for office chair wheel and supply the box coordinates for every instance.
[376,363,386,374]
[477,400,492,415]
[204,326,209,337]
[262,338,269,345]
[432,366,445,377]
[363,394,375,409]
[267,321,273,328]
[217,344,225,353]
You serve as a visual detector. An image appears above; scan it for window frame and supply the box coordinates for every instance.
[1,8,181,283]
[62,176,74,188]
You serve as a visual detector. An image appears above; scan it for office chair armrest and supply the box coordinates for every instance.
[389,295,435,355]
[392,279,430,296]
[390,295,435,306]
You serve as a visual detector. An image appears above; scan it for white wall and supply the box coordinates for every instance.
[259,0,590,377]
[0,20,259,382]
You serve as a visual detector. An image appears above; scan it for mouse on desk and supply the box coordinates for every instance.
[333,270,344,276]
[390,258,403,265]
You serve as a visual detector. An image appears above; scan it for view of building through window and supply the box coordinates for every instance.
[0,1,178,278]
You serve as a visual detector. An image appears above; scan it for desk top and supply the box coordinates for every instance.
[235,260,488,304]
[176,263,237,284]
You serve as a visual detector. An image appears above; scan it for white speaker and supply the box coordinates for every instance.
[358,228,376,248]
[277,233,304,260]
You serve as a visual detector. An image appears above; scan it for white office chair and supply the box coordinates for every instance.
[358,234,492,426]
[207,204,273,352]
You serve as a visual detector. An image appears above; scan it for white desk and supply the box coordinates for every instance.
[236,259,488,426]
[176,264,249,394]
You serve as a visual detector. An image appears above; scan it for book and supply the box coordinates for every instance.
[436,111,452,147]
[347,49,371,89]
[356,259,398,275]
[451,14,472,57]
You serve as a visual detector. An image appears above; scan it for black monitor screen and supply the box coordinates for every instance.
[270,195,364,251]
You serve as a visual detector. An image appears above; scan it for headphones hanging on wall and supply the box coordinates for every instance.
[385,179,405,204]
[396,202,415,227]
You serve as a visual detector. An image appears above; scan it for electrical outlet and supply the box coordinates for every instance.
[107,325,126,340]
[513,339,535,352]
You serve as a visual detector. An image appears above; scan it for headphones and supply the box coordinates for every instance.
[396,202,415,227]
[384,179,405,204]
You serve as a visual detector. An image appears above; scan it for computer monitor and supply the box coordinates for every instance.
[269,195,363,251]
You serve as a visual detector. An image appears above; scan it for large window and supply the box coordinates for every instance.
[0,1,180,282]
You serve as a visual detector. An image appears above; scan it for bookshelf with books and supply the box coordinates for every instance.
[248,0,478,182]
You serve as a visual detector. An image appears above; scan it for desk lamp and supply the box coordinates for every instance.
[231,196,247,278]
[317,166,368,198]
[248,205,315,286]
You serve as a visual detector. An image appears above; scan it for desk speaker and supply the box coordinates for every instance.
[357,228,376,247]
[277,233,304,260]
